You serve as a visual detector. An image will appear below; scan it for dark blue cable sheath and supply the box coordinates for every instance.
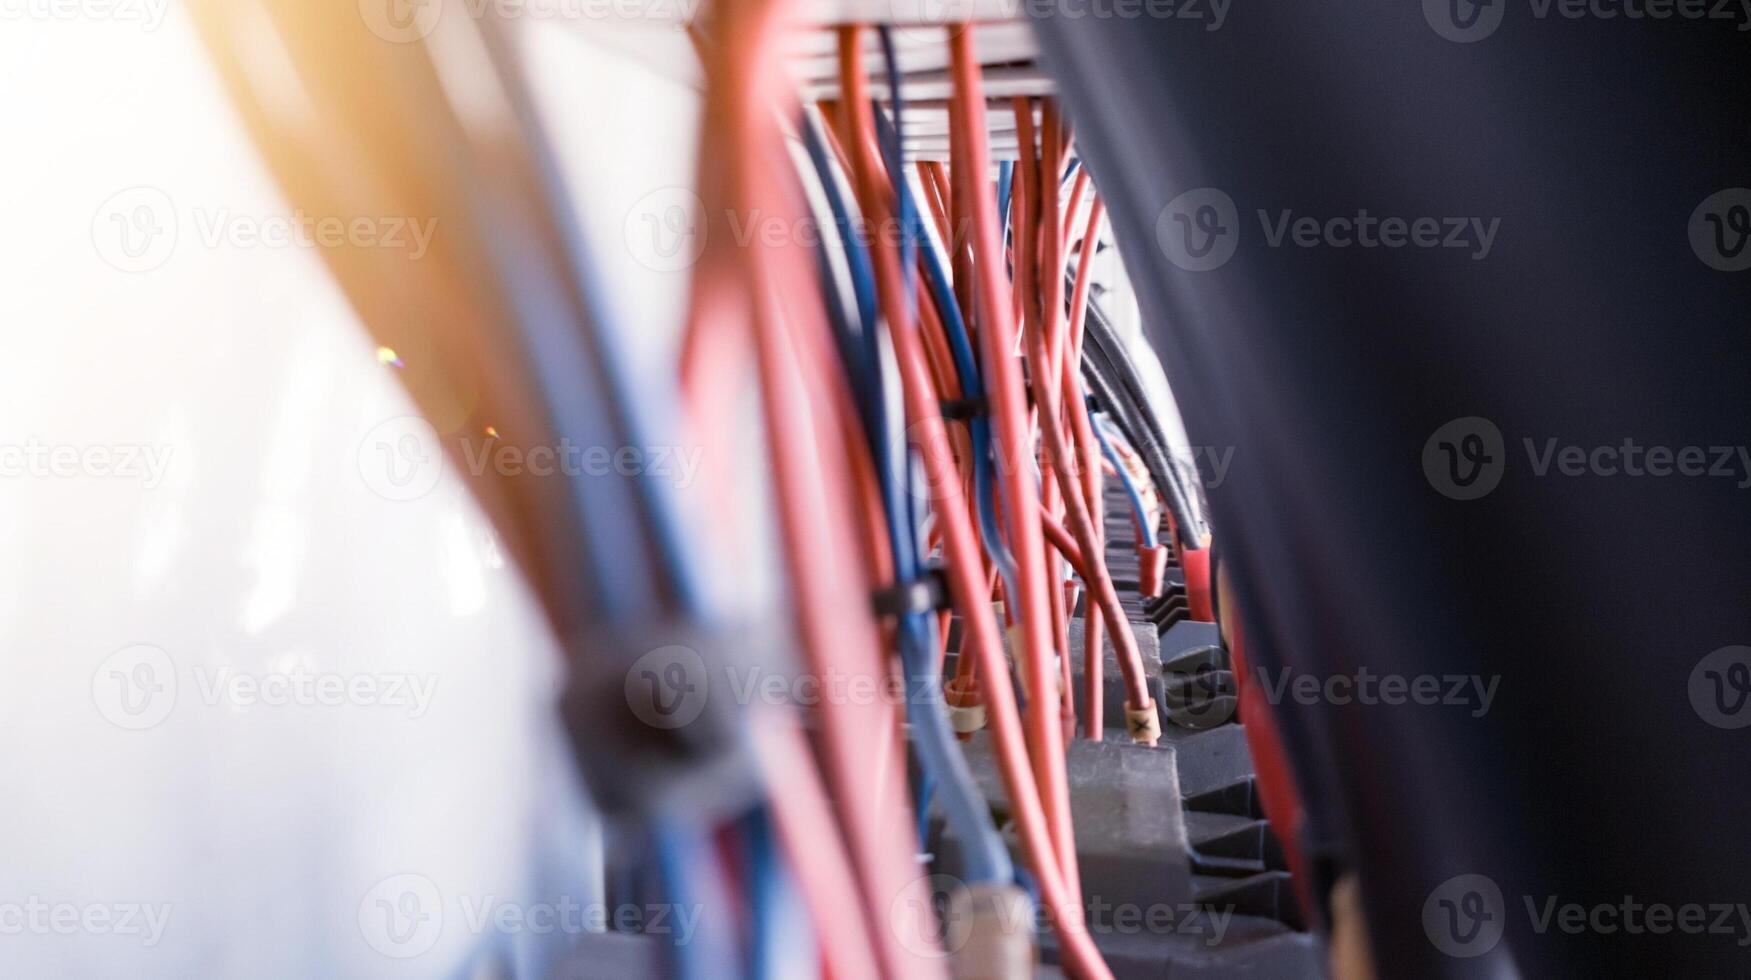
[818,61,1010,885]
[800,112,879,356]
[872,108,977,389]
[800,111,882,443]
[998,160,1013,236]
[654,819,728,980]
[998,160,1013,253]
[870,107,1020,601]
[915,771,936,849]
[799,112,914,575]
[877,27,916,304]
[741,806,784,979]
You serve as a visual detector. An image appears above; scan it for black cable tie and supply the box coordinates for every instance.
[870,566,953,618]
[938,396,986,420]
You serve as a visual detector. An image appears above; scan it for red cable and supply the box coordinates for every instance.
[1067,197,1105,355]
[750,711,884,980]
[916,161,953,250]
[947,37,1116,977]
[843,27,1119,980]
[983,92,1082,895]
[1039,104,1067,387]
[1036,106,1079,741]
[681,6,944,974]
[1015,103,1154,736]
[1065,193,1108,734]
[1062,167,1090,250]
[1040,510,1089,577]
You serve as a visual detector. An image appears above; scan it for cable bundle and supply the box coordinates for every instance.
[670,8,1216,978]
[192,2,1213,977]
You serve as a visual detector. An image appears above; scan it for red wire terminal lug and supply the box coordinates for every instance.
[1138,545,1170,598]
[1182,546,1215,622]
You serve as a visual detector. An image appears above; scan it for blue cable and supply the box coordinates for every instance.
[1092,411,1160,549]
[654,819,738,980]
[800,113,878,355]
[799,112,916,578]
[740,806,786,980]
[874,108,978,388]
[870,107,1020,601]
[973,423,1021,606]
[915,771,937,849]
[811,66,1011,886]
[800,111,882,447]
[476,30,804,980]
[997,161,1013,230]
[877,27,917,305]
[901,453,1011,884]
[475,22,704,618]
[998,160,1013,250]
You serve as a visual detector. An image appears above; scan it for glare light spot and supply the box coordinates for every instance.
[376,347,403,368]
[483,426,499,439]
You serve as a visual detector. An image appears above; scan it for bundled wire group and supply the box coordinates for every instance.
[672,7,1212,978]
[190,1,1212,976]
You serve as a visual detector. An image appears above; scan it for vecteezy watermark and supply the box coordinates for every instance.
[0,439,174,488]
[1025,0,1231,28]
[1184,445,1235,489]
[906,414,1236,503]
[1423,874,1507,957]
[1251,665,1500,717]
[0,898,172,947]
[623,646,910,731]
[1424,873,1751,957]
[626,184,1140,274]
[1423,416,1751,501]
[1166,662,1501,727]
[623,187,707,273]
[357,873,702,958]
[1516,434,1751,487]
[1426,0,1751,42]
[1155,188,1241,272]
[91,187,437,273]
[91,187,177,274]
[1257,209,1500,260]
[188,665,438,718]
[888,873,1235,959]
[1156,188,1501,272]
[889,0,1230,44]
[359,874,444,958]
[91,644,178,731]
[1689,188,1751,272]
[624,645,713,729]
[1689,645,1751,729]
[357,417,446,503]
[621,188,929,274]
[355,416,705,503]
[356,0,701,44]
[0,0,171,29]
[91,643,440,730]
[1422,417,1507,501]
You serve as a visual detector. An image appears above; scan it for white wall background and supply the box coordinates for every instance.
[0,8,718,979]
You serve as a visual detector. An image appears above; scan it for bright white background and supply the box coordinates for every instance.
[0,7,711,978]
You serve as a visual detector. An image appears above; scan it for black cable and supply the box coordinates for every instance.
[1080,350,1184,539]
[1081,299,1205,526]
[1078,312,1204,549]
